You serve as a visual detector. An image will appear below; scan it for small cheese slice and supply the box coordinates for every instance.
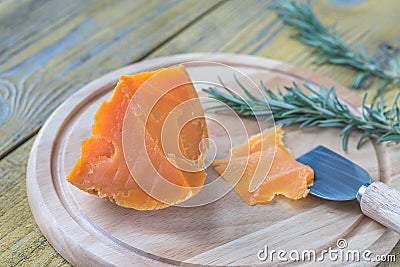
[213,126,314,205]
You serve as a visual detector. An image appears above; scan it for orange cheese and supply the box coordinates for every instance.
[67,65,208,210]
[213,126,314,205]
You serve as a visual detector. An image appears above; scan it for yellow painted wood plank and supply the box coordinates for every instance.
[0,0,222,159]
[150,0,400,102]
[0,138,70,266]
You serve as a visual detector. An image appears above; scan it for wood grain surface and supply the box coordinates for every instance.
[1,0,400,266]
[0,0,222,159]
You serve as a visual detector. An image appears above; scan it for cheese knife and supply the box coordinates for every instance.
[297,146,400,233]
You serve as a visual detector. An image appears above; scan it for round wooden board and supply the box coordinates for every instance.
[27,53,400,266]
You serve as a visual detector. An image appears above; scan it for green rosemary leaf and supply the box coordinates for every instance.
[252,110,272,116]
[299,118,317,128]
[268,99,296,109]
[356,132,370,149]
[313,105,336,117]
[318,122,347,128]
[392,93,400,113]
[353,42,370,61]
[303,83,319,95]
[361,94,369,121]
[377,131,394,142]
[340,124,355,151]
[352,72,369,89]
[379,95,385,115]
[217,76,236,97]
[370,109,387,124]
[387,135,400,142]
[233,74,259,101]
[340,123,353,137]
[372,79,393,102]
[391,57,399,75]
[323,87,335,109]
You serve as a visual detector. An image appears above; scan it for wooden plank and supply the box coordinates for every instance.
[149,0,400,101]
[0,0,222,159]
[0,138,69,266]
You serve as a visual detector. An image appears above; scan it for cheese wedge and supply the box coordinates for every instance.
[213,126,314,205]
[67,65,208,210]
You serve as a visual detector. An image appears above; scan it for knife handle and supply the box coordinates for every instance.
[359,182,400,233]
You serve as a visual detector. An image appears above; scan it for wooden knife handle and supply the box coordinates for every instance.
[360,182,400,233]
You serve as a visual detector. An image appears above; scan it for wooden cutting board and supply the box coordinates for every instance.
[27,53,400,266]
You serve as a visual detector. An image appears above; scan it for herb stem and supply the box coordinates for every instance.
[203,79,400,151]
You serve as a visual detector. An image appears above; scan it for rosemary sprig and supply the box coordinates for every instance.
[203,79,400,151]
[271,0,400,94]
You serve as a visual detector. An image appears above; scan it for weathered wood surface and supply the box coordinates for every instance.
[0,0,222,159]
[1,0,400,266]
